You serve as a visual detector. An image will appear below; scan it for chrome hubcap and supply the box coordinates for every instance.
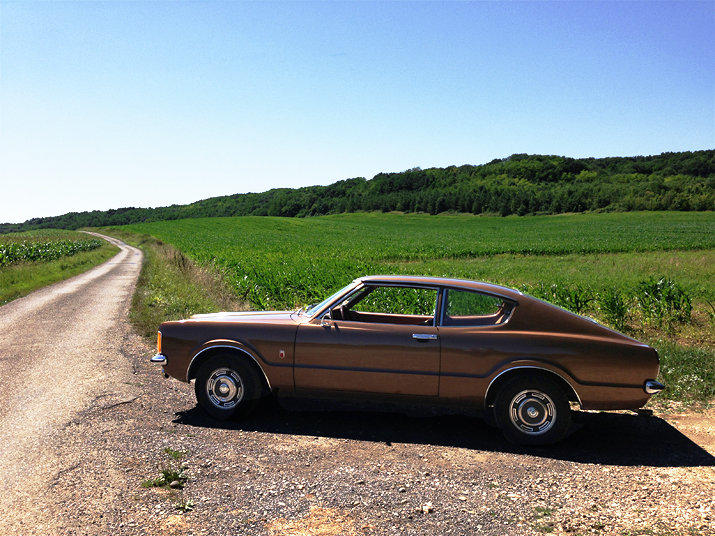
[509,389,556,435]
[206,368,243,409]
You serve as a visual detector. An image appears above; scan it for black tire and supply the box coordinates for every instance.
[195,354,263,420]
[494,375,571,446]
[481,406,499,428]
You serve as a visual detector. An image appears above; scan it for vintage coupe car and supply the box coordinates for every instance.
[151,275,664,445]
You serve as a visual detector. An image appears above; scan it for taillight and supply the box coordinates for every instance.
[157,331,162,354]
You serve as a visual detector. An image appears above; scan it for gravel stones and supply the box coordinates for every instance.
[2,328,713,536]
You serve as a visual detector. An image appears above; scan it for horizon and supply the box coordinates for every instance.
[2,1,713,224]
[6,148,712,226]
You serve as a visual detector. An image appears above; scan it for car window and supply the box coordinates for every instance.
[352,286,437,316]
[328,285,437,324]
[442,289,509,326]
[305,282,355,316]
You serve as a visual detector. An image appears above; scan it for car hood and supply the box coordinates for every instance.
[188,311,298,323]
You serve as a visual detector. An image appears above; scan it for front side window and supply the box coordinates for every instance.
[330,285,437,325]
[442,289,511,326]
[352,286,437,316]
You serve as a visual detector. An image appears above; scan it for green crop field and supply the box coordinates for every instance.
[123,211,715,309]
[118,211,715,404]
[0,230,117,304]
[0,229,104,266]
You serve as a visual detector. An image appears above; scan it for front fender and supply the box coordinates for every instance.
[187,339,266,383]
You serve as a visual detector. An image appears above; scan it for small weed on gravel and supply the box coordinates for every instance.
[174,498,194,512]
[532,506,555,533]
[164,447,185,461]
[141,468,187,489]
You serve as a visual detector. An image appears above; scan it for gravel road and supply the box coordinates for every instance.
[0,234,142,533]
[1,236,713,536]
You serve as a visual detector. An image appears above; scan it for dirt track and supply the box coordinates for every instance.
[0,239,713,535]
[0,235,143,532]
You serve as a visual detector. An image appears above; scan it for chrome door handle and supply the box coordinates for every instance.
[413,333,437,340]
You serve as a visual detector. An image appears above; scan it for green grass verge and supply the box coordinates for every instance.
[93,228,247,339]
[0,241,119,306]
[654,341,715,405]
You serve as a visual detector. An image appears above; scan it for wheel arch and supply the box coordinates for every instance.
[188,343,272,396]
[484,365,581,410]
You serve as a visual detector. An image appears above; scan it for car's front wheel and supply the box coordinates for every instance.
[195,355,262,420]
[494,375,571,446]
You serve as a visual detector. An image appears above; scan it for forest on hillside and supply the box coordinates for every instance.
[3,150,714,233]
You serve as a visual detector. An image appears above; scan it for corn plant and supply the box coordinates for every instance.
[525,282,595,315]
[636,277,692,326]
[597,288,632,331]
[0,238,103,267]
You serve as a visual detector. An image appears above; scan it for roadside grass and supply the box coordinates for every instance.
[652,341,715,407]
[0,241,118,306]
[92,228,248,339]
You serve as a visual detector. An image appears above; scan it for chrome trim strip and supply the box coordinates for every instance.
[484,365,583,408]
[150,354,167,365]
[187,344,273,391]
[644,380,665,394]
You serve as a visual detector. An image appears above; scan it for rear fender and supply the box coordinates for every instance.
[484,362,582,409]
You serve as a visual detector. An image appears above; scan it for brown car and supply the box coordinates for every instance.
[151,275,664,445]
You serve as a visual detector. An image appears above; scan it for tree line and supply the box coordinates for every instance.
[3,150,713,233]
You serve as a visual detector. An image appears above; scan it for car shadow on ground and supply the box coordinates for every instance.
[173,398,714,468]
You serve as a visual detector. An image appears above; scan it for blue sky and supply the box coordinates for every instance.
[1,1,713,224]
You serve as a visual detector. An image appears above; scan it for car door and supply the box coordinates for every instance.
[294,285,441,396]
[437,287,516,402]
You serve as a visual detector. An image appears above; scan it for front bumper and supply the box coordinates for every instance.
[151,354,167,366]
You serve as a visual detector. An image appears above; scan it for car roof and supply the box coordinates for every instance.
[355,275,523,301]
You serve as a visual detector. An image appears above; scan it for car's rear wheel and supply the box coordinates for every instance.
[195,355,262,420]
[494,375,571,445]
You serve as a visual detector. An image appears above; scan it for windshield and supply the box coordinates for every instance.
[303,282,356,317]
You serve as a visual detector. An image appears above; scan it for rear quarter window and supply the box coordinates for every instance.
[442,289,512,327]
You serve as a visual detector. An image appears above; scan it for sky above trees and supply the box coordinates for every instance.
[1,0,713,224]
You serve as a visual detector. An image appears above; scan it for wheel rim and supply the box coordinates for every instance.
[206,368,244,409]
[508,389,556,435]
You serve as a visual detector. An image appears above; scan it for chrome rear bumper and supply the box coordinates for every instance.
[644,380,665,394]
